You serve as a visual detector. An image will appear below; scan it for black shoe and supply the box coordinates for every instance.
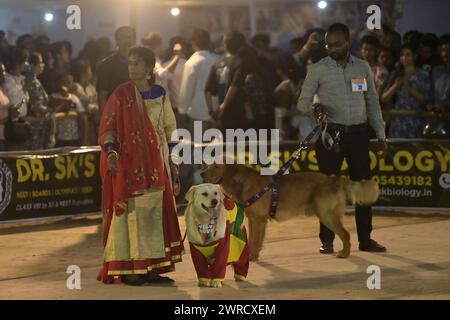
[146,273,175,285]
[319,242,334,254]
[359,239,386,252]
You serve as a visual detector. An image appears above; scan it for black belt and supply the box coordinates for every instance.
[327,122,368,133]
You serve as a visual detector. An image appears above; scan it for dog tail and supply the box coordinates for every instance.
[340,177,379,206]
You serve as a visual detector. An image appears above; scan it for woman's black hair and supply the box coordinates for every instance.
[399,43,419,66]
[70,59,90,83]
[29,51,42,66]
[8,49,28,72]
[275,52,303,85]
[128,46,156,86]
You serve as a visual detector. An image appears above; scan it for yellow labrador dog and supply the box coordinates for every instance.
[185,184,250,288]
[201,163,379,260]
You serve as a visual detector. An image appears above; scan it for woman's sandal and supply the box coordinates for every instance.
[121,275,148,286]
[146,273,175,285]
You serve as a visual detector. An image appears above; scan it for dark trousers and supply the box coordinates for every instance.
[315,126,372,244]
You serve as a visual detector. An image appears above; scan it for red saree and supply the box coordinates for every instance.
[97,81,183,283]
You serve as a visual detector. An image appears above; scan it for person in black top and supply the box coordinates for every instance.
[205,31,246,131]
[96,26,136,112]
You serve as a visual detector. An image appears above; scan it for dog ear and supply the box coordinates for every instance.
[185,186,197,203]
[217,186,225,202]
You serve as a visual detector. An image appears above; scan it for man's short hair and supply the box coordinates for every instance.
[191,29,210,50]
[420,33,439,49]
[141,32,162,49]
[251,34,270,50]
[224,31,246,55]
[439,34,450,47]
[360,34,380,49]
[326,23,350,41]
[114,26,135,41]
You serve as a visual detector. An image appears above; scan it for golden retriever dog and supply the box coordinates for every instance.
[201,163,379,260]
[185,184,250,288]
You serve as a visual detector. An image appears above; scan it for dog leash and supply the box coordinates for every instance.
[241,120,324,218]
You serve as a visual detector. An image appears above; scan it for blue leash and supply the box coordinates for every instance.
[242,123,322,218]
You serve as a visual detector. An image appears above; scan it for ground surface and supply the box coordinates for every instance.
[0,211,449,300]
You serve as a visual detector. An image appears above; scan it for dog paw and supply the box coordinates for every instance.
[234,275,246,282]
[249,254,259,262]
[198,280,211,287]
[210,281,223,288]
[336,250,350,258]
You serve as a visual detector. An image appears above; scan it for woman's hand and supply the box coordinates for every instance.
[107,152,119,173]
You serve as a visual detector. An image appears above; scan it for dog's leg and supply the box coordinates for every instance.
[318,207,351,259]
[249,217,268,261]
[331,216,351,258]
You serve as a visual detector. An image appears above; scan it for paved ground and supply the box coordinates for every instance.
[0,211,449,300]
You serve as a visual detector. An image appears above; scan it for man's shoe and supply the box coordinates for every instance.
[359,239,386,252]
[319,242,334,254]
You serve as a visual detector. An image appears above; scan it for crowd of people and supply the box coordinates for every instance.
[0,23,449,152]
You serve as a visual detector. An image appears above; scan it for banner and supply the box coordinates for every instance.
[1,140,448,222]
[0,147,101,222]
[257,139,450,209]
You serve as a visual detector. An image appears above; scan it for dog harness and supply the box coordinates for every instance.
[189,198,250,283]
[197,217,218,243]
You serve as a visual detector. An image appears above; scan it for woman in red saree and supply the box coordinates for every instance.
[97,46,183,285]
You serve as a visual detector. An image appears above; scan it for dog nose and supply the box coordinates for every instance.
[211,199,218,206]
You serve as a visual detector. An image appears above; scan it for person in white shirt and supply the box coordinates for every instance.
[2,50,30,119]
[2,49,31,150]
[179,29,218,135]
[141,32,182,94]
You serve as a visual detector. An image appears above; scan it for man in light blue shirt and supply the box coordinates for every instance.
[298,23,387,255]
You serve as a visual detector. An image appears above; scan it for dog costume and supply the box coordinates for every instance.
[189,198,250,285]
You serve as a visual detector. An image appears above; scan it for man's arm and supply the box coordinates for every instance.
[365,64,386,140]
[297,64,320,114]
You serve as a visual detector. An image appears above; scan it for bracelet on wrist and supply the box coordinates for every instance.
[107,150,119,159]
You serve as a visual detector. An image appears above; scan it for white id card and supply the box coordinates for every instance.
[351,78,368,92]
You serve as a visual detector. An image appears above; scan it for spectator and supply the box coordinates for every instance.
[50,74,88,147]
[97,36,112,58]
[34,35,51,52]
[70,59,99,145]
[16,34,34,54]
[47,41,71,94]
[37,46,56,95]
[165,36,188,126]
[26,52,53,150]
[0,63,10,151]
[273,52,308,140]
[360,35,389,95]
[378,46,397,72]
[96,26,136,112]
[403,30,423,49]
[382,44,431,138]
[290,37,304,66]
[418,33,441,76]
[0,31,11,64]
[429,35,450,112]
[79,39,103,76]
[378,25,401,57]
[298,28,327,67]
[179,29,218,134]
[221,45,275,131]
[251,34,272,59]
[205,31,246,131]
[2,49,30,151]
[141,32,183,94]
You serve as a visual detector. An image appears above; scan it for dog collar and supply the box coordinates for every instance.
[197,218,218,243]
